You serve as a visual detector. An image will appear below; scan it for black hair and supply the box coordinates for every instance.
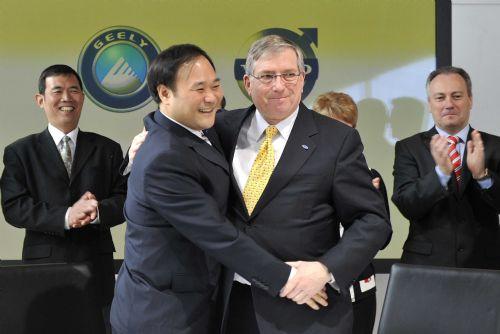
[38,64,83,94]
[147,44,216,104]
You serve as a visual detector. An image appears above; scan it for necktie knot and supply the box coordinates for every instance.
[447,135,459,145]
[265,125,278,140]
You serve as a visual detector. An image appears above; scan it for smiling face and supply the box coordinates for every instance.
[243,48,304,125]
[159,56,222,130]
[35,74,84,134]
[428,73,472,134]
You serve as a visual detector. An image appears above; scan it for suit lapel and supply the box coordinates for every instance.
[38,129,69,182]
[249,104,317,219]
[71,131,96,183]
[152,111,229,173]
[422,127,437,157]
[204,127,224,155]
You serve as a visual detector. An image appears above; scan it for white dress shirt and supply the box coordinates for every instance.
[232,108,299,285]
[48,124,100,229]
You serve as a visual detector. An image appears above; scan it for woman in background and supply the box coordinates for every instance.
[313,92,391,334]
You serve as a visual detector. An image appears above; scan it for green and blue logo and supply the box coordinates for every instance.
[78,26,160,112]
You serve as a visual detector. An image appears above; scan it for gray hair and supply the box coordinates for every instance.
[426,66,473,97]
[245,35,305,75]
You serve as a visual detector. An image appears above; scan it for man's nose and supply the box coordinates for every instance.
[272,76,285,91]
[61,90,72,101]
[443,96,454,108]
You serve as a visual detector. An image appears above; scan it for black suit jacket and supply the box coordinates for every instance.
[110,111,290,334]
[1,128,127,304]
[392,127,500,268]
[215,104,391,334]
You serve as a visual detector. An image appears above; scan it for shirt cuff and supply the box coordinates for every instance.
[328,273,340,292]
[90,206,100,225]
[477,177,493,189]
[435,165,452,187]
[64,207,71,230]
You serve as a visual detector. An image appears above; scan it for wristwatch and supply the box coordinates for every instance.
[474,168,490,181]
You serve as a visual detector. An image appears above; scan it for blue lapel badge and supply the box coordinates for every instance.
[301,144,309,150]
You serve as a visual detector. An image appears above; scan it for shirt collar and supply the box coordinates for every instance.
[435,124,470,143]
[159,111,206,141]
[48,123,79,146]
[252,107,299,141]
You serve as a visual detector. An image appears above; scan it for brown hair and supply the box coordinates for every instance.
[312,91,358,128]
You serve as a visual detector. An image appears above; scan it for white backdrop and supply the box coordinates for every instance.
[453,0,500,136]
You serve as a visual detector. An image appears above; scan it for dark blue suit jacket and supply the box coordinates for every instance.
[110,111,289,334]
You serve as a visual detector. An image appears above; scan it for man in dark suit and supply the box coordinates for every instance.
[392,66,500,269]
[110,44,329,334]
[215,35,391,334]
[1,64,127,330]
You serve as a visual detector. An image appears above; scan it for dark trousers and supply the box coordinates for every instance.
[352,293,376,334]
[225,282,260,334]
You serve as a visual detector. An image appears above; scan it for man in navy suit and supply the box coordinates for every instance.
[110,44,330,334]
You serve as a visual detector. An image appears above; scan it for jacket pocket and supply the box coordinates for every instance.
[403,240,432,255]
[22,244,52,260]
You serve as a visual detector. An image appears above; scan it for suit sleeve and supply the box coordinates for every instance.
[319,129,391,291]
[473,134,500,212]
[143,150,290,296]
[391,140,450,220]
[96,143,127,228]
[1,145,67,236]
[370,169,392,249]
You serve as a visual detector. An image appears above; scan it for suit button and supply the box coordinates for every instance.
[458,248,464,252]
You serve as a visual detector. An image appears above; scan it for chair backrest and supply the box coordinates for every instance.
[378,263,500,334]
[0,262,105,334]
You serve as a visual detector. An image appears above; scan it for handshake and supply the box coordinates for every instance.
[280,260,332,310]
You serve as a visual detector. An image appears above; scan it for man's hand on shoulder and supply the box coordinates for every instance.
[128,128,148,163]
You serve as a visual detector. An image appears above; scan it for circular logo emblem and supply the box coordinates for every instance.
[234,28,319,101]
[78,26,160,112]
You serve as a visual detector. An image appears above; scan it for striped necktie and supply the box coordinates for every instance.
[242,125,278,215]
[447,135,462,186]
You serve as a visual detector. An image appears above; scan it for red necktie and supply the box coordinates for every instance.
[447,136,462,185]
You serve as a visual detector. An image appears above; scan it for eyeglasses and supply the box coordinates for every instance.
[249,72,302,84]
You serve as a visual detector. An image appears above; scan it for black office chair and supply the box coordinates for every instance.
[378,263,500,334]
[0,262,105,334]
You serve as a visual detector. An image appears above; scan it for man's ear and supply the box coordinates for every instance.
[157,85,172,105]
[243,74,252,97]
[35,93,44,109]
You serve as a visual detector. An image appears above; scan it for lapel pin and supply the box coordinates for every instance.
[301,144,309,150]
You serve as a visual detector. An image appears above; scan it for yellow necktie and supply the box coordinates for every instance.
[243,125,278,215]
